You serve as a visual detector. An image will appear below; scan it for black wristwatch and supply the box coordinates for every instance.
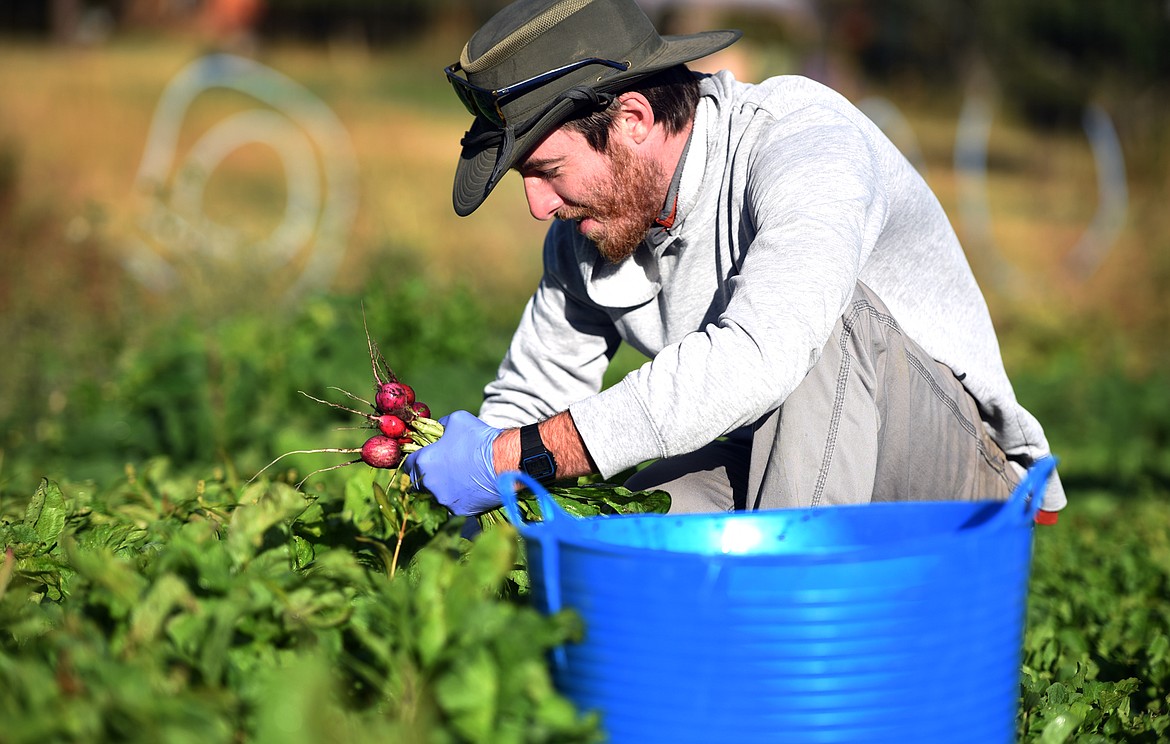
[519,423,557,485]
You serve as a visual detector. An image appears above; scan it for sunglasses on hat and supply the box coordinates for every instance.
[445,57,630,128]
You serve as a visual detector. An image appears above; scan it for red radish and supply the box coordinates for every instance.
[375,382,412,414]
[248,316,447,491]
[361,435,402,469]
[376,414,407,438]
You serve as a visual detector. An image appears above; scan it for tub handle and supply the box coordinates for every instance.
[497,471,569,671]
[496,471,568,537]
[988,456,1058,529]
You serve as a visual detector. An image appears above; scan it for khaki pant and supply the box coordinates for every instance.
[625,282,1019,513]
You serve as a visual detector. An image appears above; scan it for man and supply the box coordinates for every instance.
[404,0,1066,518]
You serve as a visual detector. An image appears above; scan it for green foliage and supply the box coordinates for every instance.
[1019,494,1170,742]
[477,481,671,533]
[0,267,517,495]
[0,230,1164,742]
[1004,322,1170,492]
[0,467,601,743]
[5,468,1168,742]
[1,284,1168,741]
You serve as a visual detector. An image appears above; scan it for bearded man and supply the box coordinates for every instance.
[404,0,1066,519]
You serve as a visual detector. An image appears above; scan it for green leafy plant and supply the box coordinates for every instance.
[1018,494,1170,742]
[0,467,603,743]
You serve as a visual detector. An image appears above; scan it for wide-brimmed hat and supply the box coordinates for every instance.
[446,0,741,216]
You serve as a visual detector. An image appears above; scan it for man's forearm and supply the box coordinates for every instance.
[492,410,596,481]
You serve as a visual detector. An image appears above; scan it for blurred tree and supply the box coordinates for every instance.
[50,0,82,41]
[257,0,509,47]
[813,0,973,86]
[816,0,1170,130]
[971,0,1170,128]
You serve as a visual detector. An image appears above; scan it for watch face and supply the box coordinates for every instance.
[522,453,556,481]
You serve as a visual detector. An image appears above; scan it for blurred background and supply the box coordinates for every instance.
[0,0,1168,497]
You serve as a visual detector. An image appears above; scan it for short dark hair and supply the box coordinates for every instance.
[563,65,700,152]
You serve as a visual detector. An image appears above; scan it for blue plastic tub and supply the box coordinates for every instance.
[498,457,1057,744]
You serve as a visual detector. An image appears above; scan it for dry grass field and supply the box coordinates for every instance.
[0,32,1167,392]
[0,36,548,301]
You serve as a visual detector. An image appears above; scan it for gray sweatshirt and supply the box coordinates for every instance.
[480,71,1067,512]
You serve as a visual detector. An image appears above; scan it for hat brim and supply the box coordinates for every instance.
[452,28,742,217]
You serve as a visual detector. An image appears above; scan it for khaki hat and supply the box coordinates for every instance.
[446,0,741,216]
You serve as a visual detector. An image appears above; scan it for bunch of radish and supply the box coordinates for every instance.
[251,318,444,488]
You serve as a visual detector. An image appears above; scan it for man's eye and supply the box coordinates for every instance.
[518,164,560,180]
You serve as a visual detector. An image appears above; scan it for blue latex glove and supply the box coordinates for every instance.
[403,410,503,516]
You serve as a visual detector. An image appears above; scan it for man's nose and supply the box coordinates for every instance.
[523,177,563,221]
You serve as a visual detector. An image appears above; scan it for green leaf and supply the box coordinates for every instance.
[457,523,516,594]
[199,588,249,685]
[293,498,325,537]
[74,522,148,554]
[3,524,43,557]
[523,484,672,520]
[434,646,499,743]
[412,550,451,669]
[0,546,14,602]
[251,651,348,744]
[343,471,377,533]
[370,480,396,524]
[291,535,315,570]
[22,479,67,548]
[61,537,148,616]
[1040,708,1085,743]
[12,554,65,581]
[412,495,451,535]
[1148,632,1169,666]
[166,609,211,660]
[1046,682,1071,707]
[227,484,309,566]
[126,573,198,650]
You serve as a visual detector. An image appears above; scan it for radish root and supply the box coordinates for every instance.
[247,447,359,485]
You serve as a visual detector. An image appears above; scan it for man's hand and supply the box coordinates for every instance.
[404,410,503,516]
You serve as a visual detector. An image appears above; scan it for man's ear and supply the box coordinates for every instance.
[613,92,655,146]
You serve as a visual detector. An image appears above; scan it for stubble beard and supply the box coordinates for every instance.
[556,140,667,264]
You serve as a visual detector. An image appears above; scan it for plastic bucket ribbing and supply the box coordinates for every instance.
[498,458,1057,744]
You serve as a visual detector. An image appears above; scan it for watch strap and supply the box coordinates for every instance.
[519,424,557,484]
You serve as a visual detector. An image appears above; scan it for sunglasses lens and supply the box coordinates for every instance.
[445,66,504,127]
[450,85,475,115]
[469,90,505,127]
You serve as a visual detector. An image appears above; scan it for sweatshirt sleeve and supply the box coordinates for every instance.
[479,227,621,429]
[571,104,890,477]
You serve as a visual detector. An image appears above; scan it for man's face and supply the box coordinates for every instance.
[517,127,666,263]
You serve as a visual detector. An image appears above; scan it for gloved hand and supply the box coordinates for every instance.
[403,410,503,516]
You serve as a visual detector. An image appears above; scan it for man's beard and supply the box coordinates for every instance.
[556,140,667,264]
